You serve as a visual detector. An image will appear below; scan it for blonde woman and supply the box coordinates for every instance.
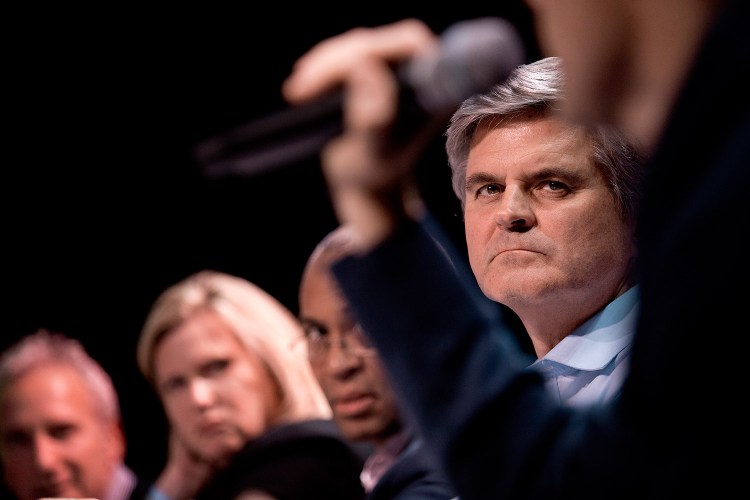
[137,270,365,499]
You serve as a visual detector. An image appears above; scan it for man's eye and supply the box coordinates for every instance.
[477,184,501,196]
[548,180,565,190]
[305,325,327,342]
[48,424,76,441]
[2,430,30,447]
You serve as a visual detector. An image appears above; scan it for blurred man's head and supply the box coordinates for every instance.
[299,226,402,448]
[0,330,125,500]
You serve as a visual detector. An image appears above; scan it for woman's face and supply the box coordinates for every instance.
[154,309,282,466]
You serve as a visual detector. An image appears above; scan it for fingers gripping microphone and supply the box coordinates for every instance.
[195,17,526,178]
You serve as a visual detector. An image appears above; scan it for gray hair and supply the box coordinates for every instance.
[445,56,646,223]
[0,329,121,425]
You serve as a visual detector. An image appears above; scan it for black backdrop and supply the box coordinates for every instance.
[4,4,538,482]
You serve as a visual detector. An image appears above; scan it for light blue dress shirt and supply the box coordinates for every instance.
[530,285,639,407]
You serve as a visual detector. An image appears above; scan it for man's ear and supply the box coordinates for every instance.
[108,420,127,461]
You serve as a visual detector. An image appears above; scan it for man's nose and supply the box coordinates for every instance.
[494,185,534,230]
[32,433,62,470]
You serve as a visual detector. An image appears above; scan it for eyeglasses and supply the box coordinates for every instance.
[298,322,377,361]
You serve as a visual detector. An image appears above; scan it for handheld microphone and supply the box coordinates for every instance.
[195,17,526,179]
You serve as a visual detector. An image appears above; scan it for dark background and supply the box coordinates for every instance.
[3,4,539,483]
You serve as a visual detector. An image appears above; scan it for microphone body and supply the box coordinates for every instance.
[196,17,526,178]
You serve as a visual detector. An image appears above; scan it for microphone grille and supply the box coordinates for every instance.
[406,17,526,113]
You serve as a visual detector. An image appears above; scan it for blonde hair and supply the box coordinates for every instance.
[137,270,331,424]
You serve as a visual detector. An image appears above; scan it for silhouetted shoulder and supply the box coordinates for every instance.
[196,419,369,500]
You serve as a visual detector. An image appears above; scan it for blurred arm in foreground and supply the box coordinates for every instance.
[282,2,749,498]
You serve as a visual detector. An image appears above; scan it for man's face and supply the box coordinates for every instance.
[299,260,401,447]
[153,309,282,467]
[0,364,123,500]
[463,116,635,320]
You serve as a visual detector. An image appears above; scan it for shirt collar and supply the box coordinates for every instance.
[534,285,640,371]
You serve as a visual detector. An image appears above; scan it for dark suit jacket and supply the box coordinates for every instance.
[333,1,749,498]
[127,476,156,500]
[195,418,367,500]
[368,436,458,499]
